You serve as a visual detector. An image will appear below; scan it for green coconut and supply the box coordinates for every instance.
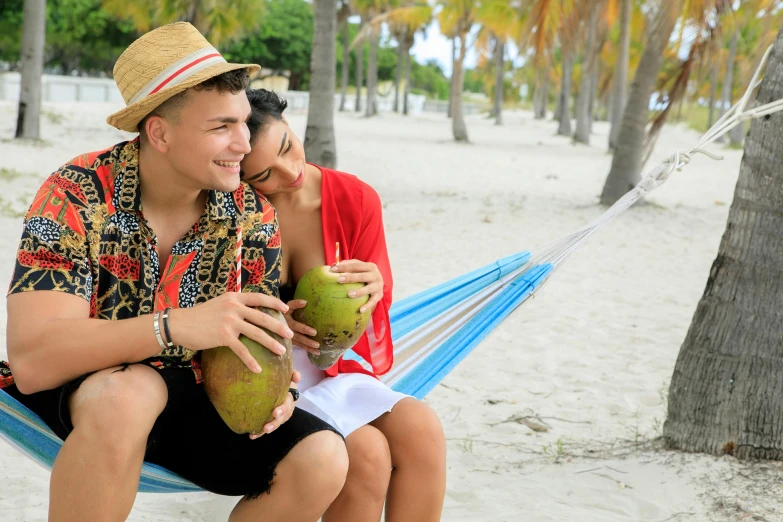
[292,265,372,370]
[201,307,294,435]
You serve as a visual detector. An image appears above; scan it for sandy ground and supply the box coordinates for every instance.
[1,101,782,521]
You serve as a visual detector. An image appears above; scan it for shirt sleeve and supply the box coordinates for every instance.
[331,182,395,377]
[7,174,92,302]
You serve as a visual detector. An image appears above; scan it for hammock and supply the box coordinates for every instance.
[3,46,783,494]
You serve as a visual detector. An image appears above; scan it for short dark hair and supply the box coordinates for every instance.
[245,89,288,145]
[138,68,251,140]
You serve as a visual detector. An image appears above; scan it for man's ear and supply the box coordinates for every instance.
[144,115,170,153]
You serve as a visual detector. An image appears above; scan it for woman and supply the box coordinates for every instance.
[240,89,446,522]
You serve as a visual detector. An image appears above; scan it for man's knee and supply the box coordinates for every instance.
[346,426,392,498]
[287,430,349,494]
[69,364,167,443]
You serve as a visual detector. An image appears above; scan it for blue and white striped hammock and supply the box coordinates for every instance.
[0,252,552,493]
[3,52,782,493]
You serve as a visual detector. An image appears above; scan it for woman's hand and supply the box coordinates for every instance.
[168,292,294,373]
[331,259,384,313]
[250,370,301,439]
[284,300,320,355]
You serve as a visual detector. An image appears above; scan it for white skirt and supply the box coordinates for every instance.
[293,346,409,437]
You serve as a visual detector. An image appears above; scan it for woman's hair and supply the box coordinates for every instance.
[246,89,288,145]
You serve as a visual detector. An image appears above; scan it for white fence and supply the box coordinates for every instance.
[0,72,444,116]
[0,72,124,103]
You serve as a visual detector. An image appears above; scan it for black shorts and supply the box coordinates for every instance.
[4,366,342,498]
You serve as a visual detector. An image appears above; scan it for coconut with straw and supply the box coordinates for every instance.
[293,242,372,370]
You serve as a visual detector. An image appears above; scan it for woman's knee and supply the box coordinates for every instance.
[345,425,392,498]
[69,364,167,442]
[382,400,446,467]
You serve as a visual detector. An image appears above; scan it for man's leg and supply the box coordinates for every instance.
[49,364,167,522]
[228,430,349,522]
[321,425,392,522]
[371,398,447,522]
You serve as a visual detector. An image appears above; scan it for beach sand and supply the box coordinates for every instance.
[1,101,782,521]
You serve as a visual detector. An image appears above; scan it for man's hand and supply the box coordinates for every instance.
[250,370,301,439]
[168,292,294,373]
[283,300,320,355]
[330,259,384,313]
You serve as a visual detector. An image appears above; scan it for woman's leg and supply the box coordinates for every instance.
[322,425,392,522]
[50,364,168,522]
[371,398,447,522]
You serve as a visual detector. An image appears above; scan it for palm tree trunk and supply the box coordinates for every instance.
[533,68,545,119]
[403,41,412,115]
[15,0,46,140]
[707,60,719,129]
[600,1,683,206]
[452,32,469,142]
[448,36,456,118]
[393,29,406,113]
[365,24,379,117]
[664,28,783,460]
[354,17,365,112]
[554,80,562,121]
[718,31,739,142]
[590,61,599,127]
[609,0,632,150]
[493,36,504,126]
[304,0,338,168]
[575,6,599,144]
[558,52,573,136]
[339,20,350,112]
[538,69,550,119]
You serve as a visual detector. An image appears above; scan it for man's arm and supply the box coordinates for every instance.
[7,290,293,395]
[7,291,163,394]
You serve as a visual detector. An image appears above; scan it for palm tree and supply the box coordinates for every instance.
[353,0,396,118]
[533,67,550,119]
[707,58,719,128]
[524,0,578,136]
[574,0,606,144]
[102,0,265,46]
[447,34,456,118]
[380,2,433,114]
[355,13,365,112]
[478,0,524,126]
[439,0,477,142]
[365,18,380,117]
[664,24,783,460]
[557,52,573,135]
[608,0,632,150]
[338,1,353,112]
[393,25,408,112]
[718,30,739,142]
[304,0,338,168]
[599,0,684,206]
[15,0,46,140]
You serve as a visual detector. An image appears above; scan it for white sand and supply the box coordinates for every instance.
[1,101,782,521]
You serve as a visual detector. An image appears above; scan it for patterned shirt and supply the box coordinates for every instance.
[0,139,281,387]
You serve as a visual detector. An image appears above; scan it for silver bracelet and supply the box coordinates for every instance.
[162,308,174,348]
[153,311,167,350]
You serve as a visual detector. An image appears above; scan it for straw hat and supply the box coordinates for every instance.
[107,22,260,132]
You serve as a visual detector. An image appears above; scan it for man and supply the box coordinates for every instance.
[0,22,347,521]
